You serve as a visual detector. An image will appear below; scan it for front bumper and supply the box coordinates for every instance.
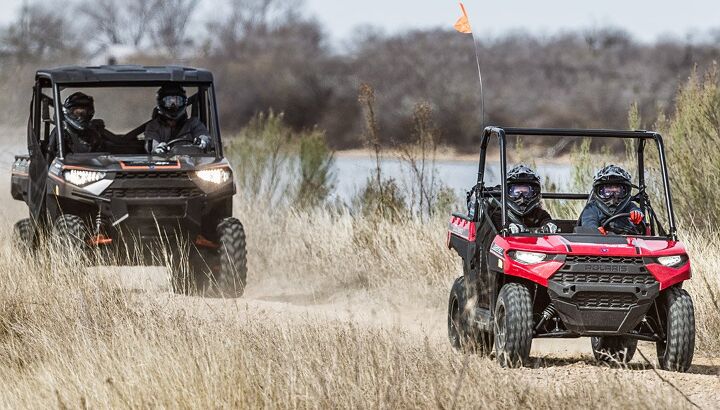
[547,256,660,334]
[55,169,234,240]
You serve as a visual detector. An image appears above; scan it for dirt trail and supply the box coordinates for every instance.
[107,266,720,408]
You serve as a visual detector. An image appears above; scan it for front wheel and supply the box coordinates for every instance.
[494,283,533,368]
[656,287,695,372]
[591,336,638,364]
[213,218,248,298]
[52,214,88,254]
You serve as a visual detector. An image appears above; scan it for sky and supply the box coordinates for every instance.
[0,0,718,43]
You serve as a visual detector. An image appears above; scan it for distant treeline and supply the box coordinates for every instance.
[1,0,720,151]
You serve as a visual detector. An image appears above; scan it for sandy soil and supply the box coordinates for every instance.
[99,265,720,408]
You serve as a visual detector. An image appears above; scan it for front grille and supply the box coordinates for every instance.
[115,171,189,180]
[574,292,637,309]
[554,272,657,285]
[555,255,656,285]
[104,187,203,199]
[565,255,643,264]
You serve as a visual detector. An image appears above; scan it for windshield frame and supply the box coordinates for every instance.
[477,127,677,240]
[53,81,222,160]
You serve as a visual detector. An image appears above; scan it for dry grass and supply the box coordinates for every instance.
[0,204,715,407]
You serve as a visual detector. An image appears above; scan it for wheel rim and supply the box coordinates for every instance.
[495,303,506,348]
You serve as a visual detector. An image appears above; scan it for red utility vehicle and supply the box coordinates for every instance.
[447,127,694,371]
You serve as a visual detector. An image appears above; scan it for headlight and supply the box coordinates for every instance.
[63,169,106,186]
[657,255,684,267]
[511,251,547,265]
[195,168,232,184]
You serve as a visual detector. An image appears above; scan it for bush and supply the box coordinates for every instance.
[226,111,335,210]
[296,129,335,209]
[657,64,720,228]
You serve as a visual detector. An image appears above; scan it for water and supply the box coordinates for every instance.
[333,156,572,203]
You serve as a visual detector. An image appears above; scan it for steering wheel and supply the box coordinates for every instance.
[601,213,645,235]
[165,136,195,148]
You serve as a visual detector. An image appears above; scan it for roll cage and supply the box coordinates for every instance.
[29,65,223,160]
[474,127,678,241]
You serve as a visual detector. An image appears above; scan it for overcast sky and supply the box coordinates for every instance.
[1,0,718,43]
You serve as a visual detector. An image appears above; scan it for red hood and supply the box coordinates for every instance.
[495,234,687,257]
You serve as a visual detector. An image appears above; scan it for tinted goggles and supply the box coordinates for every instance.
[161,95,187,109]
[598,184,628,200]
[508,184,537,199]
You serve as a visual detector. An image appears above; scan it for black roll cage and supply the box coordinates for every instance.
[476,127,678,241]
[32,73,224,160]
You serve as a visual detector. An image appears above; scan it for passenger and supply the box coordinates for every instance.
[47,92,113,161]
[145,84,212,154]
[580,165,645,235]
[479,165,557,233]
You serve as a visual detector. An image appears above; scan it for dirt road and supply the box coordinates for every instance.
[106,266,720,409]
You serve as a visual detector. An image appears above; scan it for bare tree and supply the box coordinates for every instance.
[0,2,82,64]
[78,0,162,47]
[151,0,200,57]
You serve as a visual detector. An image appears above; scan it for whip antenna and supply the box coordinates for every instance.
[455,2,486,132]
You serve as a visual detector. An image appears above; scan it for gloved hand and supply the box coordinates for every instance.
[629,210,644,225]
[194,135,211,151]
[153,142,169,155]
[508,223,528,235]
[598,226,607,235]
[540,222,559,234]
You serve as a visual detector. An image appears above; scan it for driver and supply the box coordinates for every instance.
[580,165,645,235]
[487,165,557,233]
[144,84,213,154]
[47,92,113,161]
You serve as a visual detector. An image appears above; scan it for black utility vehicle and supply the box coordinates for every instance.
[11,65,247,296]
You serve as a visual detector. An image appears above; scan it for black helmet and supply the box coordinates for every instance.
[156,84,187,121]
[592,164,633,215]
[63,92,95,131]
[506,165,542,217]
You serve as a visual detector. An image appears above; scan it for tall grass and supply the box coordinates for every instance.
[0,215,707,408]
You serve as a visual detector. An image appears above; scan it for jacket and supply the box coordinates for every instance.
[580,200,643,234]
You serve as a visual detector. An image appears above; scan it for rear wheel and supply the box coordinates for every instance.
[591,336,638,364]
[448,276,493,354]
[494,283,533,368]
[656,287,695,372]
[213,218,247,298]
[13,218,36,251]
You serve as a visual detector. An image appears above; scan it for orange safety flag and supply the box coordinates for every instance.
[454,2,472,34]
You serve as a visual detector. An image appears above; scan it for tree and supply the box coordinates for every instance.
[151,0,200,57]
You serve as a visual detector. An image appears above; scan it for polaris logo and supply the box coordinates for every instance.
[582,264,629,273]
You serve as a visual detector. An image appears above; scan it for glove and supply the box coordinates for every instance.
[194,135,211,151]
[508,223,528,234]
[629,210,644,225]
[541,222,558,234]
[153,142,169,155]
[598,226,607,236]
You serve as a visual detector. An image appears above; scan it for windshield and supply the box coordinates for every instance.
[54,84,219,158]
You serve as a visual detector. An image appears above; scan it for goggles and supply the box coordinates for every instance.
[598,184,628,200]
[508,184,537,199]
[160,95,187,110]
[69,106,91,118]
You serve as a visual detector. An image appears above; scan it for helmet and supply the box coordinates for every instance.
[156,84,187,121]
[506,165,542,217]
[592,164,633,215]
[63,92,95,131]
